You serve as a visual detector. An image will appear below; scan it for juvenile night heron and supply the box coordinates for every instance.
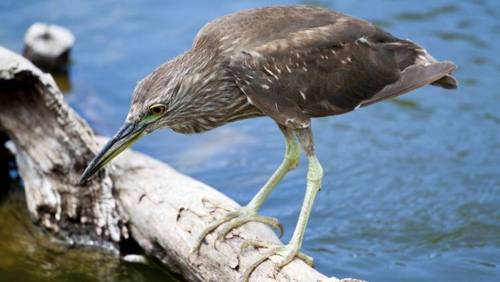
[80,5,457,280]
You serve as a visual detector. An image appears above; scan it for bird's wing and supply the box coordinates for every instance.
[359,61,457,107]
[222,10,392,127]
[229,57,313,128]
[193,6,343,53]
[213,6,456,128]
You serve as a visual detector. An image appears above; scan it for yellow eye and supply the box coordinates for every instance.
[149,104,166,116]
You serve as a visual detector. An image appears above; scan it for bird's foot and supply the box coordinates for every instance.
[190,207,283,255]
[240,240,313,281]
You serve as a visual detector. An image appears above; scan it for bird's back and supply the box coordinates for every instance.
[191,6,457,128]
[194,6,342,51]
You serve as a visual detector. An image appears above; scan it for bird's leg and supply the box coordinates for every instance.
[243,126,300,211]
[191,126,301,254]
[241,127,323,281]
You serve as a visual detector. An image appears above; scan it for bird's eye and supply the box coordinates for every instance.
[149,104,166,116]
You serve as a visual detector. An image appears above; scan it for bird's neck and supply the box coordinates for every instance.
[168,51,261,134]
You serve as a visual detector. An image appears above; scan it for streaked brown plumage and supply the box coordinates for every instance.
[80,5,458,280]
[129,5,456,134]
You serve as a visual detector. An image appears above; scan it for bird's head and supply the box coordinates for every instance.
[78,59,188,185]
[78,51,224,184]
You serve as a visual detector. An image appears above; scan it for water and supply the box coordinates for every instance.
[1,1,499,281]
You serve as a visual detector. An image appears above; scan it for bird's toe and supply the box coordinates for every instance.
[192,207,282,255]
[240,242,313,281]
[216,214,282,242]
[191,209,241,254]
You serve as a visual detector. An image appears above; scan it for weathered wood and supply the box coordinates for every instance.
[23,23,75,72]
[0,46,362,282]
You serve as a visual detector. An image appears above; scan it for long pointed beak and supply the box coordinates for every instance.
[79,121,146,185]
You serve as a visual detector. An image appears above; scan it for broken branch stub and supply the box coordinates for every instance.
[23,23,75,72]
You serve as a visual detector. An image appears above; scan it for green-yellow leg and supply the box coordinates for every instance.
[241,127,323,281]
[191,126,301,254]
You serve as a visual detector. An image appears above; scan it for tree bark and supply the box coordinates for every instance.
[0,46,362,282]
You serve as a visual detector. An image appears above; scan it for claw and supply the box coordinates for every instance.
[257,216,284,238]
[240,242,314,282]
[191,208,283,256]
[241,248,278,282]
[217,215,283,241]
[276,222,284,238]
[216,217,248,241]
[191,210,240,255]
[296,252,314,267]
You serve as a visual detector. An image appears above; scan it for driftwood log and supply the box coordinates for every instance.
[0,46,361,282]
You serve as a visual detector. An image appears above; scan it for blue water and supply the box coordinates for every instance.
[1,1,499,281]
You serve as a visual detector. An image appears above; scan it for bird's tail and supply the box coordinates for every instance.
[354,31,458,107]
[359,61,457,107]
[410,42,459,90]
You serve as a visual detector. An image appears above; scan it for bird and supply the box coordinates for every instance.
[79,5,458,281]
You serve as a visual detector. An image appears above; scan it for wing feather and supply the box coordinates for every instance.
[215,6,458,126]
[360,62,458,107]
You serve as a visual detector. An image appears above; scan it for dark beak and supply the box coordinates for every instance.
[79,121,146,185]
